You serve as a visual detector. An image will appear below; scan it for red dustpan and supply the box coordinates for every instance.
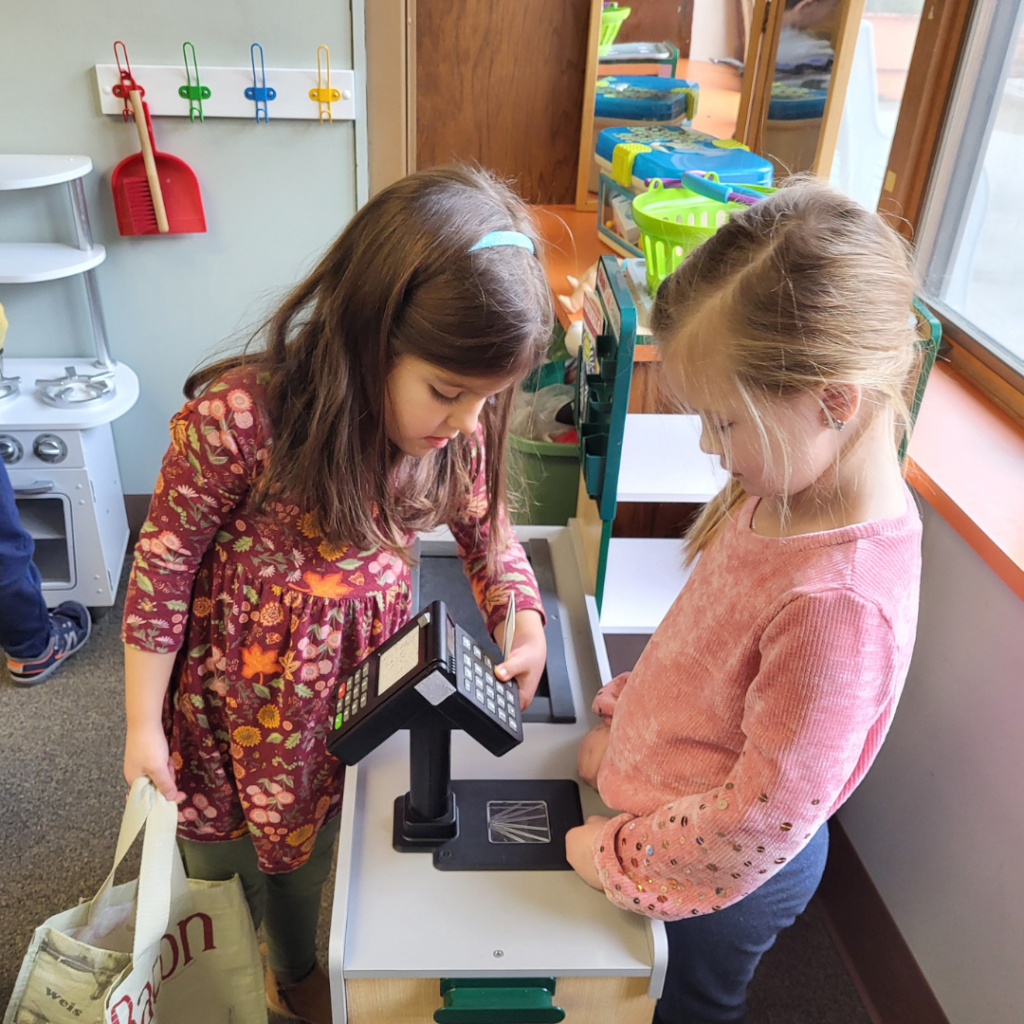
[111,90,206,235]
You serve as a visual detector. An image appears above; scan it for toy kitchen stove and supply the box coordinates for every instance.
[0,359,139,611]
[0,154,140,612]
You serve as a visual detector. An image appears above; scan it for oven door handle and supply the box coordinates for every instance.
[14,481,55,496]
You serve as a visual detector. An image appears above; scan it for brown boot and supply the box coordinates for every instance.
[264,960,332,1024]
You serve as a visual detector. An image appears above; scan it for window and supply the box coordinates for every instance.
[830,0,926,212]
[914,0,1024,382]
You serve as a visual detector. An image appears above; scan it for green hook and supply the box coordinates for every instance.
[178,41,210,121]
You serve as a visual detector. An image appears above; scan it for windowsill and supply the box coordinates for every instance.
[905,363,1024,601]
[535,206,1024,602]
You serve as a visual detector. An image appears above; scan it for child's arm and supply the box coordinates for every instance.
[449,430,547,708]
[577,722,611,788]
[121,381,263,656]
[122,378,263,796]
[123,647,182,802]
[582,591,900,920]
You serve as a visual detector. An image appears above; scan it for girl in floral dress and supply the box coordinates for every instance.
[122,167,553,1023]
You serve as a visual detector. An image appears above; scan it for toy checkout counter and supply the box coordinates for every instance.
[325,527,666,1024]
[325,256,673,1024]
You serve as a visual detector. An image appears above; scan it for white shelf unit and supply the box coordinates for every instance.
[0,155,113,368]
[599,538,696,635]
[618,414,729,503]
[0,242,106,284]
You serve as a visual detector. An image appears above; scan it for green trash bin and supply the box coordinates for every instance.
[508,434,579,526]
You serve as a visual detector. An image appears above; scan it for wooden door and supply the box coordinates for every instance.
[415,0,593,203]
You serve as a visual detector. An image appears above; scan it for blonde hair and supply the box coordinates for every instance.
[651,177,918,560]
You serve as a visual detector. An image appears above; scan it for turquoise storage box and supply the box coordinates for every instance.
[768,82,828,120]
[594,124,774,191]
[594,75,699,123]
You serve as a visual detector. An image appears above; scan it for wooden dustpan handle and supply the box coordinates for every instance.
[128,89,170,234]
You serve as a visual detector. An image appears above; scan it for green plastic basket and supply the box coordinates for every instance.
[632,179,775,294]
[509,434,580,526]
[599,5,631,56]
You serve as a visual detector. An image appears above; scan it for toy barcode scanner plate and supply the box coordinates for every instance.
[327,598,583,871]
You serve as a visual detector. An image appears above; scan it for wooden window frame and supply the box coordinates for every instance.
[880,0,1024,425]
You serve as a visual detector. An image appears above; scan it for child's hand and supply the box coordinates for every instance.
[124,723,186,804]
[592,671,630,721]
[577,722,611,789]
[494,608,546,710]
[565,816,609,889]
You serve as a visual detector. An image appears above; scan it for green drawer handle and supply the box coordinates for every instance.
[435,978,566,1023]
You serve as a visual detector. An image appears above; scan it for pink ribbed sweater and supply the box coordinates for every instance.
[592,490,922,920]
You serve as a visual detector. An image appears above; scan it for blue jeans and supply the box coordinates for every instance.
[655,822,829,1024]
[0,459,50,658]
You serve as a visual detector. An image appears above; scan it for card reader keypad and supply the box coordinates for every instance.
[333,661,370,730]
[459,633,520,736]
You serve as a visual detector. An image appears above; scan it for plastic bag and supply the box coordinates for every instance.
[511,384,576,443]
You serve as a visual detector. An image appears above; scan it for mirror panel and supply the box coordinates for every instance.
[577,0,867,209]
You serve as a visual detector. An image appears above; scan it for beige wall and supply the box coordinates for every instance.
[839,499,1024,1024]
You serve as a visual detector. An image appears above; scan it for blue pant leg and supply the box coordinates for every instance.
[655,822,829,1024]
[0,458,51,658]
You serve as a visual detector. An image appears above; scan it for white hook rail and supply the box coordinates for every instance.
[94,64,356,121]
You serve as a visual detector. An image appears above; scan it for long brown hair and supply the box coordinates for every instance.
[186,165,553,560]
[651,177,918,560]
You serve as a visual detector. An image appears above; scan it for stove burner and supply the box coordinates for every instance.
[36,366,116,408]
[0,372,20,403]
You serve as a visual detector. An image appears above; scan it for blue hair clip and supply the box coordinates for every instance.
[469,230,536,255]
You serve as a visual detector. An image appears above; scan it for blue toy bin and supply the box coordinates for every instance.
[594,124,774,194]
[595,75,699,123]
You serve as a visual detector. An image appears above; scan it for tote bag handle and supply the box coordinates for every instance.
[87,776,190,957]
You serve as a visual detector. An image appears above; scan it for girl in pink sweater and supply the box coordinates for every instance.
[566,180,923,1024]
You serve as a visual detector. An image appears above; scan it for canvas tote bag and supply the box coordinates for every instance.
[4,777,267,1024]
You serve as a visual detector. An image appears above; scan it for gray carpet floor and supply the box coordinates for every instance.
[0,575,871,1024]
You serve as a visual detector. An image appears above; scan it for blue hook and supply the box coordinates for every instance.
[245,42,276,122]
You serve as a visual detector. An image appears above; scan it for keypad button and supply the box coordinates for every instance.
[496,690,506,706]
[462,635,471,650]
[485,685,495,699]
[472,645,481,659]
[498,709,507,722]
[475,689,485,704]
[483,654,493,670]
[360,695,367,708]
[486,699,496,713]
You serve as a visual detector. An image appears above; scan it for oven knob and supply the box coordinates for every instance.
[33,434,68,464]
[0,435,23,464]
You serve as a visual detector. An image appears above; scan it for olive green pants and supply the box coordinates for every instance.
[178,814,341,984]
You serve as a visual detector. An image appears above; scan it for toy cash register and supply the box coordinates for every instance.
[327,599,583,871]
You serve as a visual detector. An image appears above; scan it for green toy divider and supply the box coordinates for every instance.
[435,978,565,1023]
[573,255,638,612]
[902,298,942,463]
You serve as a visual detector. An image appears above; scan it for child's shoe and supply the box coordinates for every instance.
[5,602,92,686]
[265,960,332,1024]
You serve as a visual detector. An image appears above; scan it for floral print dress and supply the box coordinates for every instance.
[122,367,543,873]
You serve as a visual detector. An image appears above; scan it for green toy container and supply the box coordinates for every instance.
[632,178,775,293]
[509,434,579,525]
[599,5,631,56]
